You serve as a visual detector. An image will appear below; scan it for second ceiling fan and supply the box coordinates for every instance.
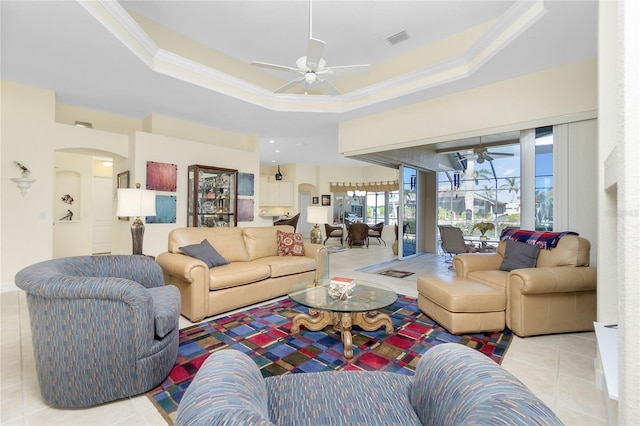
[250,1,370,96]
[470,146,514,163]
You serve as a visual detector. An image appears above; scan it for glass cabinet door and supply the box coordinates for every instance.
[188,164,237,227]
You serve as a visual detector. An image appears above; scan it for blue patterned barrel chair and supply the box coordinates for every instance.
[15,255,180,408]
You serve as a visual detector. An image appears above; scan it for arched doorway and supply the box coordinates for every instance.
[53,149,120,257]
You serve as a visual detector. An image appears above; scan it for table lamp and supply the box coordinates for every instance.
[307,206,328,244]
[117,183,156,255]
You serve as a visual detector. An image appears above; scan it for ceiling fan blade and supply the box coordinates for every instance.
[316,78,341,96]
[251,61,301,73]
[306,38,325,70]
[274,77,305,93]
[486,151,514,157]
[325,64,371,76]
[483,153,494,162]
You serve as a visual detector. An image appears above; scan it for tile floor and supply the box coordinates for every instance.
[1,241,610,425]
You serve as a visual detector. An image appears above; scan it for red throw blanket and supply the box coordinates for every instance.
[499,229,579,250]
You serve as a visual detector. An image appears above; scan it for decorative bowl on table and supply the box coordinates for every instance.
[328,277,356,300]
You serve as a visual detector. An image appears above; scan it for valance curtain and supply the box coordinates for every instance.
[329,181,399,193]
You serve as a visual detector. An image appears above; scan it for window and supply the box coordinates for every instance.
[333,190,399,226]
[534,126,553,231]
[437,142,521,239]
[366,191,391,224]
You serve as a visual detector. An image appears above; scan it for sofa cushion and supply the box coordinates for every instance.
[208,262,271,290]
[179,239,229,268]
[252,256,316,278]
[417,276,506,313]
[244,226,288,260]
[466,270,509,290]
[276,230,306,256]
[169,227,250,262]
[499,240,540,271]
[266,371,421,425]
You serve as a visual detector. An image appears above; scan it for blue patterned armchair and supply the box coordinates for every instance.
[15,255,180,408]
[175,343,562,425]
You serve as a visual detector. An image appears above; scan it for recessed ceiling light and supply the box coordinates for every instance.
[269,140,275,144]
[271,160,276,163]
[275,149,280,153]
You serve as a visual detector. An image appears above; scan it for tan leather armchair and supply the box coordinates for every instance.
[452,234,596,337]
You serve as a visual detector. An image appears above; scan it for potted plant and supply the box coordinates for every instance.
[473,222,495,241]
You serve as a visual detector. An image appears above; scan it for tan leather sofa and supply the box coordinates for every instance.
[451,234,597,337]
[157,225,327,322]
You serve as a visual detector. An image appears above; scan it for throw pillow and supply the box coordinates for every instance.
[277,230,306,256]
[179,239,229,268]
[499,239,540,272]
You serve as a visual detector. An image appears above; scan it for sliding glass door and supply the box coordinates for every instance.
[401,166,417,257]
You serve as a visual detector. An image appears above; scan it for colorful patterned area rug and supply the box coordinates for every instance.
[378,269,415,278]
[146,295,512,424]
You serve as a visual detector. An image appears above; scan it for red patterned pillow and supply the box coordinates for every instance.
[277,230,306,256]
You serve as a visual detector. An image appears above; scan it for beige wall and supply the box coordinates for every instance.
[56,103,142,135]
[122,131,262,257]
[339,58,597,156]
[142,114,259,152]
[0,81,263,287]
[2,82,56,287]
[2,81,399,286]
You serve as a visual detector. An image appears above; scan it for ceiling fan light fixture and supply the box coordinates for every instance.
[305,71,317,84]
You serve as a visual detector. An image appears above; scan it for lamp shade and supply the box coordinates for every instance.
[116,188,157,217]
[307,206,329,225]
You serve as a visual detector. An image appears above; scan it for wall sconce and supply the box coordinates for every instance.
[11,161,36,196]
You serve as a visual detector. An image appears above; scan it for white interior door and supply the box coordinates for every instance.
[92,176,113,254]
[299,191,311,236]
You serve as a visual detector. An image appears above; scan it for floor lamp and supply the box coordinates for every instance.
[307,206,329,244]
[117,183,156,255]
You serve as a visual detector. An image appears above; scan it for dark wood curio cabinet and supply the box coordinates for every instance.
[187,164,237,227]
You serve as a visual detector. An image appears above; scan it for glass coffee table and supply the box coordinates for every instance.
[288,279,398,359]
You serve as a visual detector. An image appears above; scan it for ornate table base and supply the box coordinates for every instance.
[291,309,394,359]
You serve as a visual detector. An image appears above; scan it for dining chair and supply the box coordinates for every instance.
[347,222,370,248]
[323,223,344,245]
[367,222,385,245]
[273,213,300,231]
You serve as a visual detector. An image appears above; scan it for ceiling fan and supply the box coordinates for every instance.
[456,140,514,164]
[470,146,514,163]
[250,1,370,96]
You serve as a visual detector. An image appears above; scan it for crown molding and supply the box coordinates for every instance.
[78,0,547,114]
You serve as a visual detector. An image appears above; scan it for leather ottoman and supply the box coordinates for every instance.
[417,276,506,334]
